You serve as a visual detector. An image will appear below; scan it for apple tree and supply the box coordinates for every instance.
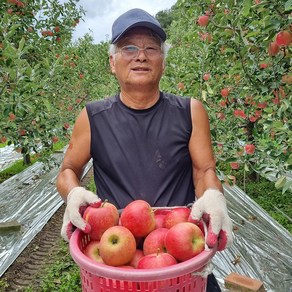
[161,0,291,192]
[0,0,84,165]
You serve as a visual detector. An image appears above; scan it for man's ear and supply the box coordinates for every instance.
[109,55,116,74]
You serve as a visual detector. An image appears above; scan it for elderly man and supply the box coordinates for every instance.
[56,8,233,291]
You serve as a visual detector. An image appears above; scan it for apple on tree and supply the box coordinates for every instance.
[275,30,292,47]
[99,225,136,266]
[268,41,280,56]
[197,15,209,27]
[221,88,230,97]
[164,222,205,262]
[83,202,119,240]
[245,144,255,155]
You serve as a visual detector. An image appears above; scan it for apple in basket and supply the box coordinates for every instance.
[137,250,177,269]
[163,207,191,229]
[165,222,205,262]
[154,213,166,229]
[129,249,144,268]
[83,240,104,264]
[83,202,119,240]
[143,228,168,255]
[99,225,136,266]
[120,200,155,237]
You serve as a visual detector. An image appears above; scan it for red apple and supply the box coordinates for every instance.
[83,202,119,240]
[230,162,240,170]
[1,136,7,143]
[51,136,59,143]
[129,249,144,268]
[177,82,185,90]
[164,222,205,262]
[163,207,191,229]
[83,240,104,264]
[275,30,292,47]
[120,200,155,237]
[143,228,168,255]
[203,73,210,81]
[245,144,255,155]
[268,41,280,56]
[259,63,269,69]
[137,251,177,269]
[99,226,136,266]
[154,214,166,229]
[221,88,230,97]
[198,15,209,26]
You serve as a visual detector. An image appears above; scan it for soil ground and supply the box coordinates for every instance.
[1,168,93,292]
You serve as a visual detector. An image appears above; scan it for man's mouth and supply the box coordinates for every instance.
[132,67,150,71]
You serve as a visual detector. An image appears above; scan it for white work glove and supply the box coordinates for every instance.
[190,189,233,251]
[61,186,101,242]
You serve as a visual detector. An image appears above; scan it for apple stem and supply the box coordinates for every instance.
[101,199,108,207]
[156,248,160,256]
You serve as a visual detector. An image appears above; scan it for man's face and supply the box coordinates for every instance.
[110,28,165,90]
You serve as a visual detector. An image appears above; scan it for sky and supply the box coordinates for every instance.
[72,0,177,43]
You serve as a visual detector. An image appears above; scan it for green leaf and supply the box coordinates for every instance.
[202,90,207,101]
[282,180,292,194]
[275,176,286,189]
[18,37,26,52]
[285,0,292,11]
[244,163,249,172]
[43,98,51,111]
[287,154,292,165]
[206,83,214,94]
[242,0,252,17]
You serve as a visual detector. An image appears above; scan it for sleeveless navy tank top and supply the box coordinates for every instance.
[86,92,195,209]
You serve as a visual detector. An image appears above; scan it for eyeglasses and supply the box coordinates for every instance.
[117,45,162,59]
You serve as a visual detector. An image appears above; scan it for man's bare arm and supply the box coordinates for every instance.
[188,98,223,198]
[56,108,91,201]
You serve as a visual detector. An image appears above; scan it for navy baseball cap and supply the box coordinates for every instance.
[111,8,167,44]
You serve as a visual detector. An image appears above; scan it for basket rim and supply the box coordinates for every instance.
[70,229,216,281]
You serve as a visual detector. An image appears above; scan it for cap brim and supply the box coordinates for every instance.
[111,21,166,44]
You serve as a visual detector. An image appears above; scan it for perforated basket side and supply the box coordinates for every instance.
[70,229,216,283]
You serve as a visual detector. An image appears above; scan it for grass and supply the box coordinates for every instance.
[0,141,66,183]
[24,239,82,292]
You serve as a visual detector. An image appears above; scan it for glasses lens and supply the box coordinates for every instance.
[121,46,139,58]
[120,45,161,59]
[145,47,161,57]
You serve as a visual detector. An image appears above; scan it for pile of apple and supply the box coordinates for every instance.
[82,199,205,269]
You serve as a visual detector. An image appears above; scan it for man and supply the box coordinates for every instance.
[56,8,233,291]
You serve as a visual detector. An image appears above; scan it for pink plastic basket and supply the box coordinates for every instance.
[70,219,216,292]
